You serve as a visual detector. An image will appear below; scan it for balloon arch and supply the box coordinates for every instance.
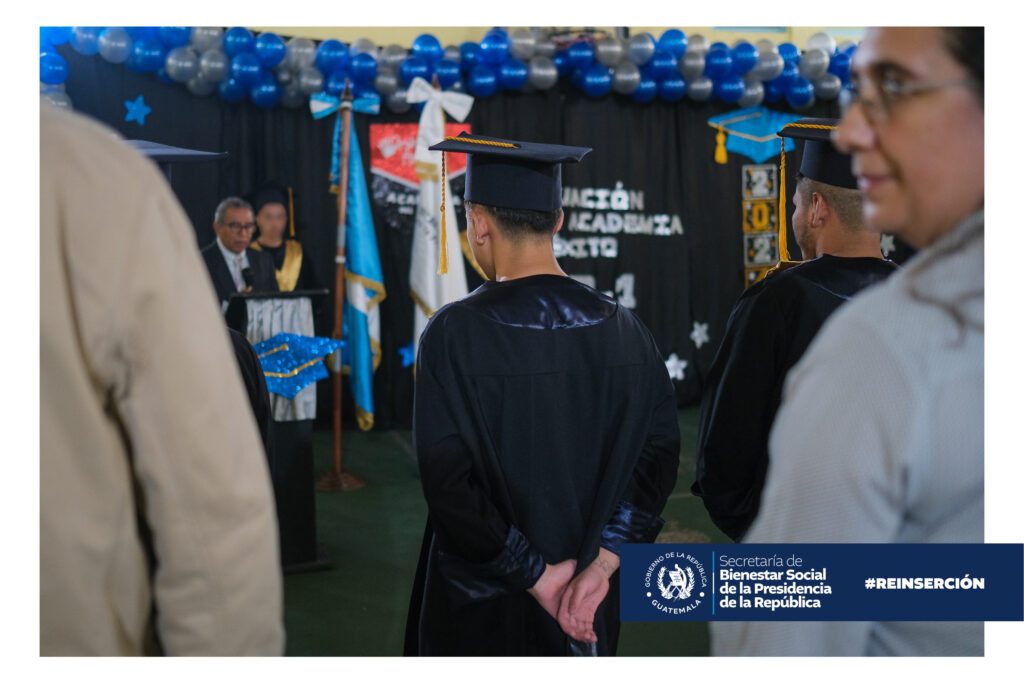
[40,26,855,113]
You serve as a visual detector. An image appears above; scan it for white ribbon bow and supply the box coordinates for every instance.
[405,76,474,122]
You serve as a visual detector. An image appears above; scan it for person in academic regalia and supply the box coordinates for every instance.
[691,117,898,542]
[249,183,319,292]
[403,133,680,657]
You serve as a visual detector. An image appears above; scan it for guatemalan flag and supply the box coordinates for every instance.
[323,94,386,431]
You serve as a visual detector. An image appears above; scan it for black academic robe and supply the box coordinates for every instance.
[691,255,899,541]
[200,241,279,306]
[226,327,272,454]
[405,275,680,656]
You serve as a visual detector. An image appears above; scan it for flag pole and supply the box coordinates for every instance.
[317,79,365,492]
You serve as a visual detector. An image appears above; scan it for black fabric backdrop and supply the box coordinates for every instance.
[55,42,851,430]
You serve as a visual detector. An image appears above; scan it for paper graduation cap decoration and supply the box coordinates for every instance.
[428,131,592,272]
[706,107,803,164]
[253,333,345,399]
[774,117,855,264]
[124,140,228,182]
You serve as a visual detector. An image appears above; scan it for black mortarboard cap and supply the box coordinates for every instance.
[428,132,591,212]
[777,117,856,190]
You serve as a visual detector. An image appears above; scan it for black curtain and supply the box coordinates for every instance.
[56,42,842,430]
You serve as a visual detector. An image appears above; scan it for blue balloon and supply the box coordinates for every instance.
[499,58,528,90]
[352,79,377,99]
[704,47,733,80]
[731,42,758,75]
[553,50,572,76]
[219,76,247,102]
[41,27,72,46]
[631,76,658,103]
[399,55,430,85]
[251,71,281,108]
[459,42,481,72]
[159,27,190,49]
[582,64,612,97]
[435,59,460,88]
[778,42,800,65]
[255,33,286,67]
[648,50,676,81]
[843,43,858,57]
[480,31,509,66]
[127,27,159,42]
[785,77,815,108]
[40,52,69,85]
[326,68,352,96]
[131,39,166,72]
[710,41,729,51]
[412,33,443,66]
[71,27,101,55]
[223,27,255,58]
[657,29,688,58]
[230,52,262,88]
[658,75,687,101]
[316,39,349,74]
[468,64,498,97]
[764,78,784,103]
[714,74,745,103]
[828,52,851,82]
[567,40,594,71]
[350,52,377,83]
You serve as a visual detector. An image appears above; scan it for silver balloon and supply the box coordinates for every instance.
[71,27,102,55]
[611,61,641,94]
[165,46,200,83]
[509,28,536,60]
[279,82,305,109]
[386,86,410,114]
[837,40,858,54]
[274,65,294,86]
[687,76,714,102]
[687,33,710,55]
[813,73,842,100]
[738,81,765,108]
[350,37,378,60]
[375,70,399,96]
[199,50,229,83]
[798,48,829,81]
[40,81,65,92]
[527,56,557,90]
[190,27,223,53]
[297,66,325,95]
[806,31,837,56]
[380,44,408,71]
[98,27,132,64]
[755,39,778,55]
[595,36,624,67]
[186,75,218,97]
[679,50,705,80]
[443,44,461,64]
[750,51,784,81]
[41,89,72,109]
[534,36,556,58]
[626,33,656,66]
[286,37,317,71]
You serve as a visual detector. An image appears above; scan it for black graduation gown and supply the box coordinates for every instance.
[405,275,680,656]
[691,255,899,541]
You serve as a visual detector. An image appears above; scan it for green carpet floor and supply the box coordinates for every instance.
[283,404,730,656]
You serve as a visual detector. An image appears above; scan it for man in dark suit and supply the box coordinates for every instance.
[201,196,279,311]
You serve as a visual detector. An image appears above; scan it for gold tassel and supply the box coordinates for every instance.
[438,150,449,275]
[714,125,727,165]
[778,137,790,262]
[287,186,295,238]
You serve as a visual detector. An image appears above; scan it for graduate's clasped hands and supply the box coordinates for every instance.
[527,547,621,644]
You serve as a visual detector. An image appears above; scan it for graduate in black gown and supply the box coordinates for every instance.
[249,182,319,293]
[691,118,899,541]
[404,133,680,656]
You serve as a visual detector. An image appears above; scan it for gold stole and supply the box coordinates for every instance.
[251,239,303,291]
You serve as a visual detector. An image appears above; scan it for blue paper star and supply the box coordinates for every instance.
[124,95,151,126]
[399,341,416,368]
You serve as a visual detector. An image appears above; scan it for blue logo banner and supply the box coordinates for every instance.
[620,544,1023,622]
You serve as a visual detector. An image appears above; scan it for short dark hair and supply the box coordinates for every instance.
[941,27,984,105]
[465,201,562,241]
[795,172,864,232]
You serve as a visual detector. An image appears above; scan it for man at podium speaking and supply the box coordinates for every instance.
[201,196,279,311]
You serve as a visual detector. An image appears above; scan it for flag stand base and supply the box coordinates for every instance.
[315,469,365,492]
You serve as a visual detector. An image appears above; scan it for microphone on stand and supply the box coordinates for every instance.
[242,267,254,289]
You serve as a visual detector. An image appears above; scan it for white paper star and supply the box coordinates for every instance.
[880,234,896,257]
[665,353,688,381]
[690,321,710,349]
